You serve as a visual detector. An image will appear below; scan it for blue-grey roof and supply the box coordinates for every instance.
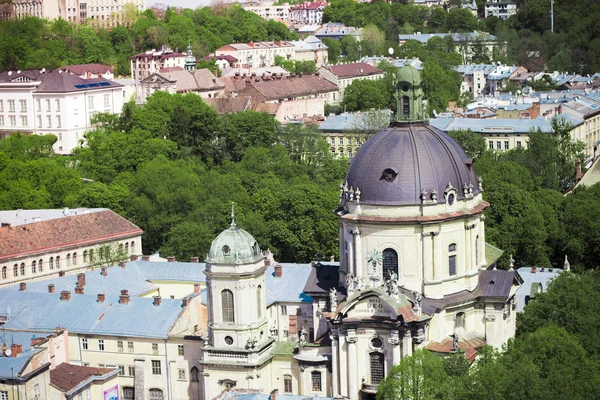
[392,58,423,70]
[454,64,496,76]
[220,393,331,400]
[555,112,584,128]
[429,117,553,134]
[514,267,562,312]
[0,290,183,339]
[319,110,392,133]
[265,264,313,305]
[398,31,497,43]
[134,260,206,282]
[0,351,35,379]
[486,65,519,80]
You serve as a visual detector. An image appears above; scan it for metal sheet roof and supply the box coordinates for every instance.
[430,117,553,133]
[514,267,561,312]
[265,264,313,305]
[134,260,206,282]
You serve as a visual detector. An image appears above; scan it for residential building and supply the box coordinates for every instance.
[485,0,517,20]
[454,64,496,97]
[0,208,143,287]
[9,0,144,24]
[558,96,600,158]
[130,45,187,80]
[314,23,361,41]
[514,266,562,313]
[486,65,525,95]
[50,364,119,400]
[138,68,225,103]
[204,55,239,71]
[317,62,384,103]
[60,64,114,80]
[240,1,291,21]
[214,41,296,69]
[289,1,327,25]
[0,69,124,154]
[291,35,329,68]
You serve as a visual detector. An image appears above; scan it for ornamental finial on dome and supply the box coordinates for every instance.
[231,202,236,228]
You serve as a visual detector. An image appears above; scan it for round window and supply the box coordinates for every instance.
[402,85,409,92]
[371,337,383,349]
[224,336,234,345]
[447,193,455,206]
[222,245,230,256]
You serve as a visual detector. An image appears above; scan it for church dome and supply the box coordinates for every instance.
[345,122,480,206]
[395,65,421,86]
[207,223,262,265]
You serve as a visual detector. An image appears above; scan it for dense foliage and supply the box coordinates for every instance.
[0,93,346,262]
[378,270,600,400]
[0,6,296,76]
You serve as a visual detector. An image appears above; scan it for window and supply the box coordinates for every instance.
[257,285,262,318]
[449,243,457,276]
[1,391,8,400]
[149,389,163,400]
[516,141,522,148]
[370,352,385,384]
[49,257,54,270]
[20,263,25,276]
[178,344,184,356]
[382,248,398,280]
[37,115,42,128]
[496,140,501,150]
[284,375,293,393]
[88,96,94,109]
[47,115,52,128]
[475,235,479,266]
[1,266,6,280]
[56,255,60,269]
[83,250,88,263]
[9,116,15,127]
[46,99,51,112]
[89,249,94,261]
[311,371,322,391]
[455,312,465,329]
[122,387,134,400]
[19,100,26,112]
[128,366,135,376]
[152,343,158,355]
[128,341,134,352]
[402,95,410,118]
[31,260,36,274]
[130,241,135,254]
[72,252,77,265]
[118,365,125,375]
[104,94,110,107]
[178,368,186,380]
[0,116,3,126]
[20,116,27,127]
[152,360,162,375]
[82,338,88,349]
[38,259,43,272]
[191,367,199,382]
[504,141,509,150]
[13,264,18,277]
[56,99,60,112]
[117,340,123,352]
[221,289,235,323]
[66,253,71,266]
[98,339,104,351]
[36,99,41,112]
[8,100,15,112]
[281,305,287,316]
[57,115,62,128]
[125,242,129,254]
[0,100,3,111]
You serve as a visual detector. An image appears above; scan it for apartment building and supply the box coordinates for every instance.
[214,41,296,69]
[240,1,291,21]
[9,0,144,24]
[0,69,124,154]
[485,0,517,20]
[289,1,326,25]
[130,46,188,80]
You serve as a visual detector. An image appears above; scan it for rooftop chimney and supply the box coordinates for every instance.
[31,337,45,347]
[60,290,71,301]
[119,261,126,269]
[182,297,190,307]
[120,289,130,305]
[1,343,7,356]
[576,159,583,181]
[167,256,175,262]
[274,264,283,278]
[77,273,86,287]
[130,255,139,261]
[58,271,65,277]
[10,344,22,357]
[531,266,537,273]
[142,255,150,261]
[153,296,161,306]
[101,266,108,277]
[19,282,26,291]
[97,293,105,303]
[194,283,201,293]
[48,284,55,293]
[75,285,84,295]
[190,256,199,263]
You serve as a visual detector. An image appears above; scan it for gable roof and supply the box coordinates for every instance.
[303,262,341,295]
[34,71,122,93]
[242,75,337,101]
[323,62,383,78]
[265,263,313,305]
[50,363,116,393]
[0,209,142,262]
[61,64,113,76]
[158,68,225,92]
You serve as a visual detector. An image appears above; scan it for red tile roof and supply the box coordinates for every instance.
[50,363,116,393]
[0,210,142,262]
[425,334,486,362]
[325,62,383,78]
[242,75,337,101]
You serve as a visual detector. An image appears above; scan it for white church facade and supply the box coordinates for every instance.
[198,66,519,400]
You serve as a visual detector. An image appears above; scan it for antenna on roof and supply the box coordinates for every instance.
[231,202,236,228]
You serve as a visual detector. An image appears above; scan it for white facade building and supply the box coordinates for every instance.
[240,1,291,21]
[130,46,188,81]
[289,1,326,25]
[10,0,144,24]
[485,0,517,20]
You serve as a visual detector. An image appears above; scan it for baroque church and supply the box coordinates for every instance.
[198,66,518,400]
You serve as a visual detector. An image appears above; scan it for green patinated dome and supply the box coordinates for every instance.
[396,65,421,85]
[207,223,262,265]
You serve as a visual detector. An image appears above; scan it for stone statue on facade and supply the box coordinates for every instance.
[450,333,459,352]
[386,271,399,299]
[299,326,307,345]
[412,290,422,315]
[329,287,338,312]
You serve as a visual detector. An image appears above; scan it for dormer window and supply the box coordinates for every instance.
[381,168,398,183]
[222,245,231,256]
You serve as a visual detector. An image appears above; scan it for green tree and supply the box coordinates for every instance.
[447,129,486,159]
[322,38,341,64]
[342,79,388,112]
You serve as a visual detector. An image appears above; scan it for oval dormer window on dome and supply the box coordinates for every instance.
[447,193,455,206]
[381,168,398,183]
[222,245,231,256]
[253,242,259,256]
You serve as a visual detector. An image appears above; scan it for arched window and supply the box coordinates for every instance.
[98,247,104,260]
[257,285,262,318]
[190,367,199,382]
[83,250,88,263]
[38,259,43,272]
[402,95,410,118]
[221,289,235,323]
[119,243,124,254]
[49,257,54,270]
[149,389,163,400]
[66,254,71,267]
[370,352,385,384]
[13,264,18,277]
[455,312,465,329]
[2,266,6,280]
[284,374,293,393]
[448,244,457,276]
[31,260,36,274]
[55,256,61,269]
[125,242,129,254]
[311,371,322,391]
[475,235,479,266]
[20,263,25,276]
[382,248,398,280]
[89,249,94,262]
[130,241,135,254]
[72,253,77,265]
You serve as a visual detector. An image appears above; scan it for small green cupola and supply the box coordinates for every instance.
[184,42,196,72]
[393,65,426,123]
